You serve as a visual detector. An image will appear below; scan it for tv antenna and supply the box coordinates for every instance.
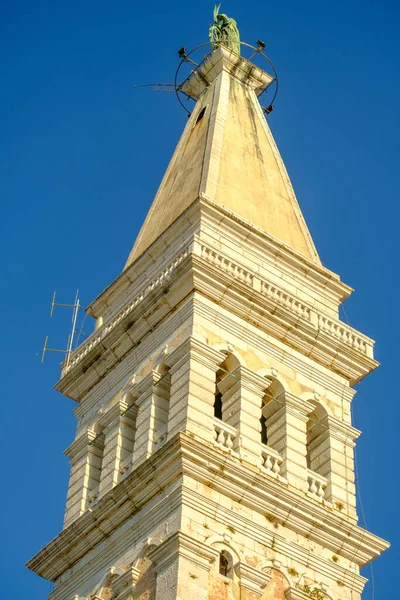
[41,290,81,367]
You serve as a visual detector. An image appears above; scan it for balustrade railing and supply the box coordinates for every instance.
[212,418,238,454]
[260,444,283,477]
[62,240,374,380]
[307,469,327,500]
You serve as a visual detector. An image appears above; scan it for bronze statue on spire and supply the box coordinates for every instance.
[209,4,240,55]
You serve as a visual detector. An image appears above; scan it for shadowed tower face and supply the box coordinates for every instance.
[27,36,388,600]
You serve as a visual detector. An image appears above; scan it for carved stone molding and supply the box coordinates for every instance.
[148,531,219,573]
[234,562,270,596]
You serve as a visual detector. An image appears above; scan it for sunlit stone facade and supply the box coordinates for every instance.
[27,46,388,600]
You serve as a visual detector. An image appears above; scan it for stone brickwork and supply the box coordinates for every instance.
[27,46,388,600]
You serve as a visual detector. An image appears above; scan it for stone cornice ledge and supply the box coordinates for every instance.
[26,433,389,582]
[285,588,315,600]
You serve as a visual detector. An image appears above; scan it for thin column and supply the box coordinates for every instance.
[317,415,359,519]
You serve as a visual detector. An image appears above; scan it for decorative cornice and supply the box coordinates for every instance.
[234,562,270,595]
[165,336,225,372]
[112,565,141,600]
[55,240,376,402]
[148,531,219,572]
[285,588,316,600]
[27,433,389,583]
[64,429,102,460]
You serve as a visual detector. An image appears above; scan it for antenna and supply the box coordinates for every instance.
[133,83,176,94]
[42,290,81,367]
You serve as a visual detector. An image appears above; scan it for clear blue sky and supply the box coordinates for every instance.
[1,1,398,598]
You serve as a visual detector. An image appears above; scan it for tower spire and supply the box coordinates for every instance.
[125,45,320,269]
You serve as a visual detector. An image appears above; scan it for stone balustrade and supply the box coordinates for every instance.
[200,245,254,286]
[260,282,311,320]
[307,469,327,500]
[61,242,374,377]
[260,443,283,477]
[318,315,370,355]
[212,418,238,454]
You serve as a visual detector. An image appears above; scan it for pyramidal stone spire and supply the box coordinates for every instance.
[125,46,320,268]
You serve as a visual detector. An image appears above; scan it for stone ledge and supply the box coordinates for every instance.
[26,433,389,582]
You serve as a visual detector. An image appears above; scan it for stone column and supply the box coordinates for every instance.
[149,532,219,600]
[97,400,137,496]
[64,429,104,527]
[166,338,224,442]
[316,415,360,518]
[217,366,267,466]
[264,392,313,492]
[131,371,170,470]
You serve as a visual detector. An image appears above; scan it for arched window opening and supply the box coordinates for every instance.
[219,550,233,579]
[306,403,328,475]
[119,392,138,475]
[87,425,105,506]
[261,378,285,451]
[152,364,171,450]
[214,353,241,424]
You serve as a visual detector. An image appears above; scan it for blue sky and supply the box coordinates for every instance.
[1,1,398,598]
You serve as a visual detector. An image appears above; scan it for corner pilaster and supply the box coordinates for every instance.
[218,365,267,465]
[149,532,219,600]
[165,338,224,441]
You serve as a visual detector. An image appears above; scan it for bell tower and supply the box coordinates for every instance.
[27,29,388,600]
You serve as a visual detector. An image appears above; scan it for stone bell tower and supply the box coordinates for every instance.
[27,41,388,600]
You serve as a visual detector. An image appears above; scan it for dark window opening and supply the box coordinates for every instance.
[195,106,207,125]
[260,413,268,445]
[219,550,233,578]
[214,391,223,420]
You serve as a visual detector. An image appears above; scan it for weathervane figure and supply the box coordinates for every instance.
[209,4,240,55]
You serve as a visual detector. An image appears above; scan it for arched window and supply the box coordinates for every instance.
[214,353,241,423]
[118,392,138,472]
[219,550,233,579]
[87,425,105,506]
[152,365,171,450]
[306,403,327,474]
[259,378,285,476]
[261,378,285,451]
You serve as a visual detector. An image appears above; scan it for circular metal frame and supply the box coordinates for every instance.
[174,41,279,116]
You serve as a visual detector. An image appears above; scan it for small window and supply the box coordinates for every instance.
[219,550,233,578]
[195,106,207,125]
